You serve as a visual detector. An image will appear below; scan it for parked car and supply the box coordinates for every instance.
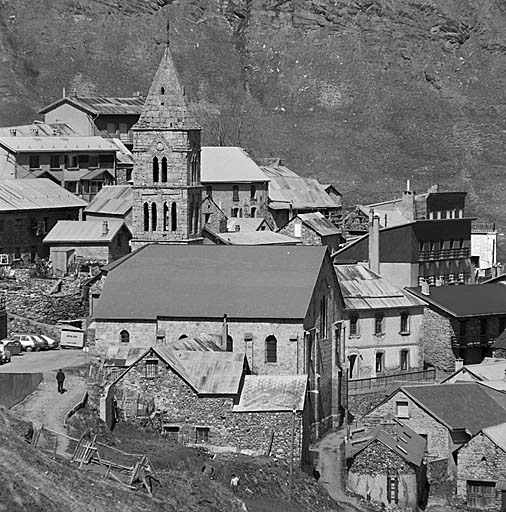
[9,334,46,352]
[37,335,59,350]
[0,338,22,356]
[0,345,11,364]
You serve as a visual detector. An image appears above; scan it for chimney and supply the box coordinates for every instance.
[368,210,380,274]
[455,358,464,371]
[400,182,415,221]
[222,314,228,350]
[420,279,430,296]
[102,221,109,236]
[9,129,16,136]
[63,87,66,98]
[235,224,241,232]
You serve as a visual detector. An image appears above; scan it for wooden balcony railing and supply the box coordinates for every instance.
[451,335,496,348]
[419,247,470,261]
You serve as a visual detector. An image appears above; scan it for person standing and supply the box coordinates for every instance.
[56,369,65,393]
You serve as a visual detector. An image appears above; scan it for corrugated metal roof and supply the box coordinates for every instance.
[334,264,424,310]
[0,136,118,153]
[39,96,145,115]
[0,122,77,137]
[201,147,268,183]
[298,212,340,236]
[84,185,133,216]
[455,360,506,382]
[168,335,222,352]
[483,422,506,453]
[214,230,298,245]
[94,244,329,321]
[0,179,86,211]
[43,220,126,243]
[233,375,307,412]
[260,164,300,178]
[227,218,270,232]
[104,346,145,367]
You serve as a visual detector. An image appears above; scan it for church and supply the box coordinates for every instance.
[130,41,203,249]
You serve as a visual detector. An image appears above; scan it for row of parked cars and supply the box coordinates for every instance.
[0,334,58,364]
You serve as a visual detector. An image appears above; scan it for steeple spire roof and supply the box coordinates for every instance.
[134,46,200,131]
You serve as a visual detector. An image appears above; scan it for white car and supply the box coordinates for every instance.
[9,334,46,352]
[37,335,59,350]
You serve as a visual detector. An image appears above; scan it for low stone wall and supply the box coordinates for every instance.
[0,372,43,408]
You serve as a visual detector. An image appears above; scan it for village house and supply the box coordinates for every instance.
[278,212,343,253]
[260,162,342,229]
[38,94,145,150]
[456,422,506,511]
[84,185,134,230]
[203,226,298,246]
[43,219,131,274]
[0,121,77,137]
[334,264,425,381]
[227,217,271,232]
[201,146,269,220]
[441,358,506,385]
[0,135,119,201]
[0,179,86,263]
[346,416,427,509]
[103,345,311,467]
[202,195,228,234]
[406,284,506,370]
[92,244,344,434]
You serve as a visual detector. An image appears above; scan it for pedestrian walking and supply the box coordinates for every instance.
[56,369,65,393]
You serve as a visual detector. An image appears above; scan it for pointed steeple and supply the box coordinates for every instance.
[134,45,199,131]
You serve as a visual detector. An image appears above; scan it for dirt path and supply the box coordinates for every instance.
[11,371,87,455]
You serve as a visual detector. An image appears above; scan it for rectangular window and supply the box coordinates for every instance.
[375,313,385,336]
[319,296,327,339]
[467,481,496,510]
[387,475,399,504]
[349,314,359,337]
[250,184,256,199]
[145,359,158,379]
[400,312,409,333]
[396,400,409,419]
[375,352,384,374]
[232,185,239,202]
[195,427,210,444]
[50,155,60,169]
[29,155,40,169]
[163,426,179,442]
[78,154,89,168]
[400,350,409,371]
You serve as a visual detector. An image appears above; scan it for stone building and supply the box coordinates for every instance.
[346,417,427,510]
[44,219,131,273]
[334,264,425,380]
[130,42,203,249]
[278,212,343,253]
[202,195,227,234]
[407,284,506,370]
[107,345,310,467]
[84,185,134,230]
[0,178,86,262]
[456,422,506,510]
[441,358,506,385]
[201,146,269,220]
[93,244,345,433]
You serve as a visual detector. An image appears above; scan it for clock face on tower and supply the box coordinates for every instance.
[156,142,164,151]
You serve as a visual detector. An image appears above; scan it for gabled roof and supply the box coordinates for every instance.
[0,122,77,137]
[133,47,199,131]
[334,264,424,310]
[211,229,298,246]
[84,185,133,217]
[296,212,340,236]
[43,220,128,244]
[441,359,506,383]
[38,96,145,116]
[406,284,506,318]
[0,136,118,153]
[0,179,86,212]
[399,383,506,435]
[201,147,268,183]
[482,422,506,453]
[94,244,330,321]
[347,418,425,467]
[233,375,307,412]
[227,218,270,232]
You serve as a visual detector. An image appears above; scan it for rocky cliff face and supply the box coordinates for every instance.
[2,0,506,227]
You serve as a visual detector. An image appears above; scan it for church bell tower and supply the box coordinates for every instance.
[131,33,203,249]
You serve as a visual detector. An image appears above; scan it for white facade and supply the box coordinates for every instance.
[471,231,497,276]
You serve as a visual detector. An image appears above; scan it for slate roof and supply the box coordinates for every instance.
[38,96,145,116]
[133,47,199,131]
[401,383,506,435]
[104,346,145,367]
[84,185,133,216]
[335,264,424,310]
[168,334,222,352]
[227,218,270,232]
[233,375,307,412]
[201,147,268,183]
[212,229,298,245]
[43,220,127,244]
[94,244,329,321]
[297,212,340,236]
[441,359,506,383]
[483,422,506,452]
[0,136,118,153]
[0,179,86,212]
[347,419,426,467]
[407,284,506,318]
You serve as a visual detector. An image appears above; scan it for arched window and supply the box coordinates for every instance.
[265,335,277,363]
[120,330,130,343]
[153,157,159,183]
[151,203,157,231]
[194,201,199,234]
[348,354,358,379]
[171,202,177,231]
[161,157,167,183]
[160,87,165,95]
[143,202,149,232]
[178,334,188,340]
[206,186,212,198]
[163,202,169,231]
[226,335,233,352]
[250,207,256,218]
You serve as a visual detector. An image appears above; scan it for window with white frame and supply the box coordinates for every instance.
[396,400,409,418]
[374,313,385,336]
[349,313,359,337]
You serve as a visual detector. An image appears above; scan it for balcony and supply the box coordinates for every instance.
[451,335,496,349]
[419,247,470,261]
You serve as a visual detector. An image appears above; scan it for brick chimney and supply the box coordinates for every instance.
[455,358,464,371]
[368,211,380,274]
[102,221,109,236]
[399,180,415,221]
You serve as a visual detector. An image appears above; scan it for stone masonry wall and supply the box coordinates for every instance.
[420,308,456,371]
[457,432,506,509]
[117,352,307,466]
